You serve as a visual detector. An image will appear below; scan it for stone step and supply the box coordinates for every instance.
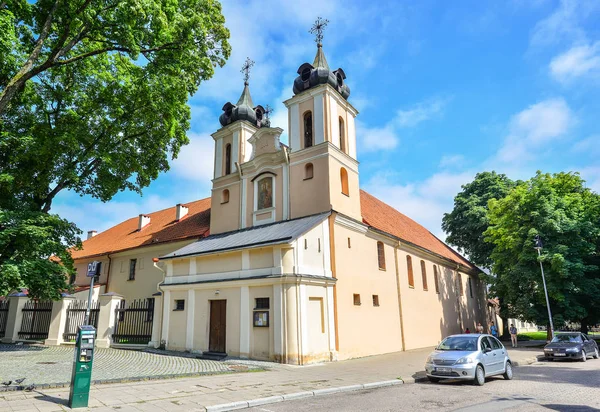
[197,351,227,361]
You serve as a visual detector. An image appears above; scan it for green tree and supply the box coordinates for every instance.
[442,171,516,269]
[485,172,600,333]
[0,0,230,299]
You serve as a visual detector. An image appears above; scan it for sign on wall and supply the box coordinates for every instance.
[86,261,102,278]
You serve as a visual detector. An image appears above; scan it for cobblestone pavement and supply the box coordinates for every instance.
[0,344,269,387]
[251,359,600,411]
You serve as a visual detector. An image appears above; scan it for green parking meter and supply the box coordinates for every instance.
[68,325,96,408]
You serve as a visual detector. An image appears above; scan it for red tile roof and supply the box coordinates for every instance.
[359,190,475,269]
[72,192,474,270]
[71,198,211,260]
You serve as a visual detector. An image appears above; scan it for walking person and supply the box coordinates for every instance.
[490,321,498,338]
[476,322,484,334]
[510,324,518,348]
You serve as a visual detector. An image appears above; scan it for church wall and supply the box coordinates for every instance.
[249,285,274,360]
[220,134,234,177]
[299,99,315,150]
[281,247,294,273]
[303,284,331,363]
[167,290,188,350]
[249,248,273,270]
[210,179,241,235]
[333,224,403,360]
[398,253,464,350]
[244,168,284,227]
[297,223,328,276]
[457,271,486,333]
[288,149,330,219]
[328,154,361,221]
[196,252,242,275]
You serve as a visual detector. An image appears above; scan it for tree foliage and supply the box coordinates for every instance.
[442,171,516,269]
[0,0,230,299]
[444,170,600,330]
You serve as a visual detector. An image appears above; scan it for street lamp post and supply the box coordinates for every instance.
[534,235,554,341]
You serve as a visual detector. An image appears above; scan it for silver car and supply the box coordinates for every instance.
[424,334,513,386]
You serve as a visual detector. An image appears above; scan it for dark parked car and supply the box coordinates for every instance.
[544,332,599,361]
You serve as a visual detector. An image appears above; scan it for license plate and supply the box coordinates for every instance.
[435,367,451,372]
[554,353,566,356]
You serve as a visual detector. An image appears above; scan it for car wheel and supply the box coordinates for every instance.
[473,365,485,386]
[428,377,440,383]
[503,362,513,380]
[581,350,587,362]
[593,348,599,359]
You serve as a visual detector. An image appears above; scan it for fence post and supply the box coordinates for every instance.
[44,294,75,346]
[148,293,163,348]
[1,293,29,343]
[96,292,124,348]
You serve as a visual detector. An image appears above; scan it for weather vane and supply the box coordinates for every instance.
[310,17,329,45]
[241,57,255,85]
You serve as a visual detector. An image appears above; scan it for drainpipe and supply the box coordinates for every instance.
[455,263,463,332]
[153,258,166,345]
[394,243,406,351]
[104,254,112,293]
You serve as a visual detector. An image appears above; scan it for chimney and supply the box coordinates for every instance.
[138,214,151,230]
[87,230,98,240]
[176,203,189,221]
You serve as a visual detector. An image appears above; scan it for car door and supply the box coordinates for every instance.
[490,336,506,374]
[582,334,593,355]
[480,337,496,375]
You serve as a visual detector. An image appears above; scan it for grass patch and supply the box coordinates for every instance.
[517,331,548,341]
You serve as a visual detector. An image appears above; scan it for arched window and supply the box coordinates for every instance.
[257,177,273,210]
[420,260,428,291]
[225,144,231,175]
[406,255,414,288]
[340,167,349,196]
[377,241,386,270]
[304,111,313,148]
[339,117,346,154]
[304,163,314,180]
[221,189,229,204]
[433,265,440,294]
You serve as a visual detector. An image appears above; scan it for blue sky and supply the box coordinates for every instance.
[54,0,600,240]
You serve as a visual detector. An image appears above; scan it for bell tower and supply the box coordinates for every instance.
[285,18,361,221]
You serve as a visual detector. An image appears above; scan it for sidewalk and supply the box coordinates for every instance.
[0,346,542,412]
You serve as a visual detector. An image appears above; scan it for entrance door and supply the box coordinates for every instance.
[209,300,227,353]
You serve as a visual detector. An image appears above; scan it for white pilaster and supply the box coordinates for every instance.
[329,94,339,147]
[242,250,250,270]
[326,285,336,353]
[347,115,356,159]
[232,130,240,173]
[189,258,197,276]
[299,284,308,359]
[240,286,250,358]
[241,178,247,229]
[272,247,282,275]
[273,284,283,357]
[161,290,171,344]
[214,139,223,179]
[290,103,300,150]
[185,289,195,351]
[314,93,325,145]
[322,220,332,277]
[166,261,173,277]
[282,164,289,220]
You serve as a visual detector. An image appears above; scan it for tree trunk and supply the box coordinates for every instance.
[546,325,552,342]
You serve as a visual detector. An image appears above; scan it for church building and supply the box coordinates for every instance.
[71,23,486,364]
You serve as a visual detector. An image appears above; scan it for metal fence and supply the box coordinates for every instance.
[63,300,100,342]
[18,300,52,340]
[0,300,9,338]
[112,299,154,345]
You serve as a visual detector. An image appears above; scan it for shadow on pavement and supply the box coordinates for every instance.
[542,404,600,411]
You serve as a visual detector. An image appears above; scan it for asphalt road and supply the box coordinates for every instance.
[248,359,600,412]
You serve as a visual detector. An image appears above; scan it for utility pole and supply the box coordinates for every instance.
[534,235,554,341]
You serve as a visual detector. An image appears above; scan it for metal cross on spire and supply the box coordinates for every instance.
[310,17,329,46]
[241,57,255,85]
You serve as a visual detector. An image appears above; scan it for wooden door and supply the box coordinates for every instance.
[209,300,227,353]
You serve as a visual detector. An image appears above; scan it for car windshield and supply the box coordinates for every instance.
[551,334,582,343]
[437,336,479,351]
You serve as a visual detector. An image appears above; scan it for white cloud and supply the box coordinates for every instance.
[439,154,466,169]
[363,171,474,239]
[394,98,449,128]
[550,42,600,82]
[572,135,600,155]
[579,166,600,193]
[495,98,574,163]
[530,0,593,47]
[170,133,216,183]
[356,122,398,153]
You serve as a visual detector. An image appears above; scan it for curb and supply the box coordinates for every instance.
[204,379,403,412]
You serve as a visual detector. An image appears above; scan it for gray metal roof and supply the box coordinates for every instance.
[160,212,330,260]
